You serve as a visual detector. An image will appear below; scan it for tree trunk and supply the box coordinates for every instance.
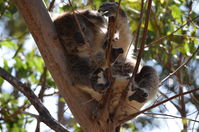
[13,0,116,131]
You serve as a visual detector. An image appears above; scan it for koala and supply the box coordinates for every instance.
[110,59,159,120]
[88,56,159,120]
[54,2,131,92]
[54,2,159,121]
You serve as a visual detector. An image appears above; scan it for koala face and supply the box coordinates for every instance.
[54,10,106,56]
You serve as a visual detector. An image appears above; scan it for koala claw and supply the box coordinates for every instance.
[90,68,110,93]
[98,2,119,17]
[128,88,149,103]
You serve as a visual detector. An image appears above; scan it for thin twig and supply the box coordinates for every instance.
[35,119,41,132]
[159,90,181,112]
[118,87,199,125]
[57,95,66,124]
[132,0,152,76]
[97,0,122,124]
[38,66,48,101]
[67,1,101,67]
[0,103,30,121]
[43,91,59,97]
[144,15,199,49]
[160,45,199,85]
[22,111,40,119]
[12,44,23,58]
[192,112,199,132]
[187,0,193,26]
[173,34,199,39]
[176,54,188,131]
[133,0,145,53]
[48,0,55,11]
[143,112,199,123]
[187,110,199,117]
[113,0,153,121]
[0,67,68,132]
[68,0,86,45]
[105,0,122,67]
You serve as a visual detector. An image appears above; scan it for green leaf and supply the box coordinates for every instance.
[1,39,18,49]
[0,77,3,86]
[59,97,65,103]
[127,0,139,2]
[148,21,155,31]
[169,5,182,22]
[10,124,20,132]
[160,0,164,4]
[181,118,187,132]
[184,43,190,54]
[130,22,139,32]
[122,0,141,11]
[74,124,83,132]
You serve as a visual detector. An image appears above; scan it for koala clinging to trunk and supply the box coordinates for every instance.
[54,2,159,120]
[54,2,131,91]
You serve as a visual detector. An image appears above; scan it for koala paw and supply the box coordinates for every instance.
[90,68,110,93]
[128,88,149,103]
[98,2,119,17]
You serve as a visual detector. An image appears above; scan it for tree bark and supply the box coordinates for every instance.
[12,0,112,131]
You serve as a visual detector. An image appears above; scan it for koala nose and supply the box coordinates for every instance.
[74,32,84,44]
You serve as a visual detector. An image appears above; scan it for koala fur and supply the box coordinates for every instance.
[54,2,131,90]
[54,2,159,121]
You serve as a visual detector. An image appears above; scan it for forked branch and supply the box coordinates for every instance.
[13,0,100,131]
[118,87,199,125]
[0,67,68,132]
[160,45,199,85]
[113,0,153,121]
[119,43,199,125]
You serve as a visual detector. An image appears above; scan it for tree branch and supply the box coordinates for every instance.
[0,67,69,132]
[12,0,99,131]
[160,45,199,85]
[96,0,122,130]
[132,0,152,76]
[133,0,145,53]
[118,87,199,125]
[48,0,55,11]
[113,0,153,121]
[144,112,199,123]
[159,90,181,112]
[145,15,199,49]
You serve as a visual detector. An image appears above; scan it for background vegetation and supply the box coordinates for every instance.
[0,0,199,131]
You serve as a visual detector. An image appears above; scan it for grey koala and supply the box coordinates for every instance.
[54,2,131,91]
[54,2,159,120]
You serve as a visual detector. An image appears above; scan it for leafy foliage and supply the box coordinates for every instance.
[0,0,199,132]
